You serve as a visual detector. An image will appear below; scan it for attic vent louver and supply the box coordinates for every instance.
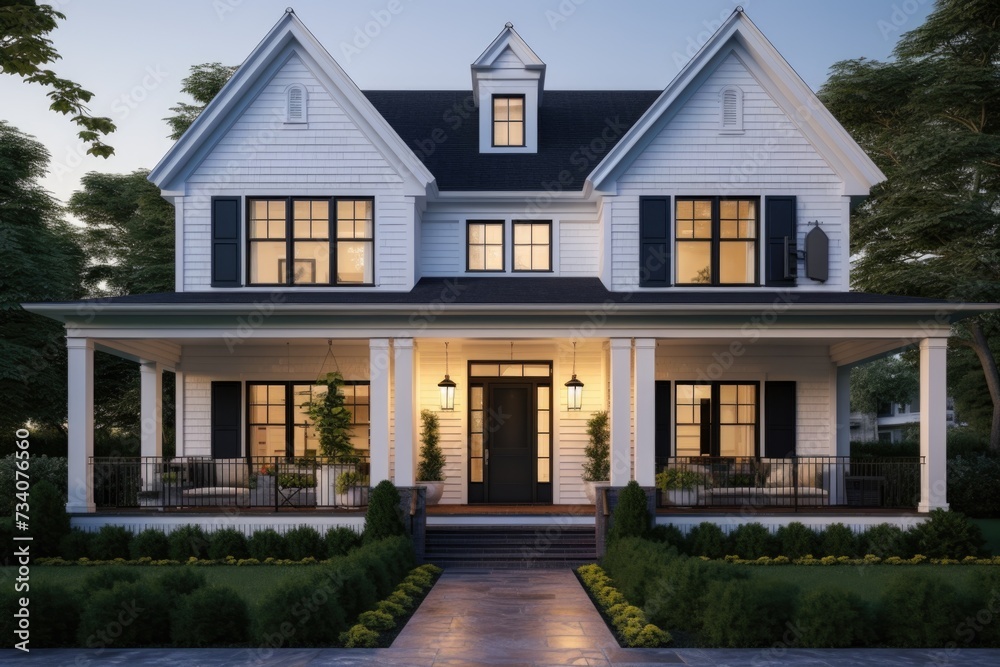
[286,84,307,123]
[720,85,743,133]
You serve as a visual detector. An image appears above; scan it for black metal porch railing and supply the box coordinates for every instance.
[91,455,371,511]
[654,455,924,510]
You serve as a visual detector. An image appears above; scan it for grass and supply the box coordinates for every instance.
[0,565,313,607]
[746,564,984,603]
[972,518,1000,556]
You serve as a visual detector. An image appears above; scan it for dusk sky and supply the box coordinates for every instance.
[0,0,933,207]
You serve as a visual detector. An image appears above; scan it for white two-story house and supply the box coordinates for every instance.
[28,8,987,530]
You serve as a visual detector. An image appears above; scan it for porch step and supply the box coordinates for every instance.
[424,525,597,569]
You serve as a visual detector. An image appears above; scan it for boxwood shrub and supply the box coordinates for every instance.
[59,529,94,560]
[284,526,325,560]
[325,526,362,557]
[78,581,171,647]
[700,579,798,648]
[89,525,133,560]
[0,584,80,647]
[775,522,817,559]
[796,586,873,647]
[247,528,287,560]
[728,523,777,559]
[130,528,170,560]
[818,523,859,558]
[167,525,210,561]
[643,555,748,634]
[878,576,974,647]
[81,567,140,595]
[207,528,249,560]
[685,522,728,559]
[601,537,677,606]
[171,586,250,647]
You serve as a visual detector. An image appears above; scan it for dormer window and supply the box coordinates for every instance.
[286,84,307,124]
[719,85,743,134]
[493,95,525,147]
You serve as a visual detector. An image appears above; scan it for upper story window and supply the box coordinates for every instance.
[286,84,307,124]
[675,198,757,286]
[492,95,525,147]
[513,221,551,271]
[719,85,743,134]
[467,221,504,271]
[248,197,373,286]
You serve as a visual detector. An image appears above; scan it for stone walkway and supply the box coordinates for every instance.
[5,569,1000,665]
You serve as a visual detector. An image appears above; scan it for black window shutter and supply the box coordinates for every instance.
[654,381,672,460]
[211,196,241,287]
[211,381,242,459]
[764,196,796,287]
[639,196,671,287]
[764,381,796,458]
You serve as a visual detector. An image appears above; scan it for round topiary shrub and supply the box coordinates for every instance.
[819,523,859,558]
[325,526,362,557]
[340,623,379,648]
[285,525,325,560]
[171,586,250,647]
[155,568,207,604]
[256,572,348,646]
[167,525,210,561]
[363,480,404,544]
[59,529,94,560]
[0,584,79,647]
[859,523,911,558]
[775,522,818,559]
[907,509,985,559]
[81,567,141,595]
[77,581,171,648]
[89,525,133,560]
[685,522,728,558]
[130,528,170,560]
[608,481,650,542]
[728,523,777,559]
[648,523,685,548]
[796,586,873,647]
[701,579,798,647]
[30,480,69,557]
[207,527,249,560]
[878,575,973,647]
[248,528,287,560]
[358,609,395,632]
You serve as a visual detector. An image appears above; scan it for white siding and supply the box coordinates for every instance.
[182,53,415,291]
[559,220,599,276]
[613,52,847,292]
[420,220,462,275]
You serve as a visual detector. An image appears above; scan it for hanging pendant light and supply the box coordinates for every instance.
[565,341,584,410]
[438,341,456,411]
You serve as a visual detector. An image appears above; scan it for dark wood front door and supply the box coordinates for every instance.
[487,384,533,503]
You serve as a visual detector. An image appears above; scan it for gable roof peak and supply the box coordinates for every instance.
[471,22,546,106]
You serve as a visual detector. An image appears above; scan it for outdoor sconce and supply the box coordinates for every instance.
[565,342,584,410]
[438,341,456,410]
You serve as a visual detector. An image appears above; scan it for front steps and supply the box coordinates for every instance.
[424,525,597,569]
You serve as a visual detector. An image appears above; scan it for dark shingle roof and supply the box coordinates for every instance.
[34,278,968,308]
[362,90,661,191]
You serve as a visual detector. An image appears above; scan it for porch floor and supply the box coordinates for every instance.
[428,504,594,516]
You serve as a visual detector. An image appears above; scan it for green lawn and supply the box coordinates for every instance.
[972,518,1000,556]
[746,564,985,602]
[1,565,314,607]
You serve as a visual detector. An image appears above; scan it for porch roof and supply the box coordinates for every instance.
[23,277,993,322]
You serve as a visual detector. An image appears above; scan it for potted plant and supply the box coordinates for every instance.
[301,371,359,504]
[417,409,446,505]
[582,410,610,504]
[655,468,706,506]
[335,470,369,507]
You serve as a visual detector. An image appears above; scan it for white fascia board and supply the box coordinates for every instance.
[586,10,885,195]
[148,11,435,196]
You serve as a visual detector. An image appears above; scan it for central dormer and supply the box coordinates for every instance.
[472,23,545,154]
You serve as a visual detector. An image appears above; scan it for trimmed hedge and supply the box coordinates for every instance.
[284,526,326,560]
[130,528,170,560]
[0,584,80,648]
[171,586,250,647]
[700,579,798,648]
[208,528,249,560]
[577,564,671,647]
[78,581,172,647]
[796,587,873,648]
[248,528,287,560]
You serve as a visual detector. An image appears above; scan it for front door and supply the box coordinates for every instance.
[487,384,532,503]
[467,361,552,504]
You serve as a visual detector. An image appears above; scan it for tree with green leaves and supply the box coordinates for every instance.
[850,356,919,416]
[820,0,1000,450]
[164,62,237,140]
[0,1,115,157]
[68,169,175,296]
[0,120,84,434]
[302,372,356,460]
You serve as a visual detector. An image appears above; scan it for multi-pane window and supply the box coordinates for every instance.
[513,221,551,271]
[467,221,504,271]
[470,385,484,483]
[675,382,758,457]
[248,197,373,285]
[675,198,757,285]
[537,385,551,483]
[249,381,370,458]
[492,95,524,147]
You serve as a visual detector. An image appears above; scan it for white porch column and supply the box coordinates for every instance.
[919,337,949,512]
[139,361,163,458]
[393,339,415,486]
[633,339,656,486]
[369,339,391,483]
[66,338,95,513]
[609,338,632,486]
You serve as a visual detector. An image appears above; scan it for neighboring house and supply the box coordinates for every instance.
[26,8,992,533]
[864,398,960,444]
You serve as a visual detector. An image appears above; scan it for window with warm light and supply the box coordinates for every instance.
[513,221,551,271]
[675,382,757,457]
[675,197,757,285]
[467,221,504,271]
[248,197,373,285]
[492,95,525,147]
